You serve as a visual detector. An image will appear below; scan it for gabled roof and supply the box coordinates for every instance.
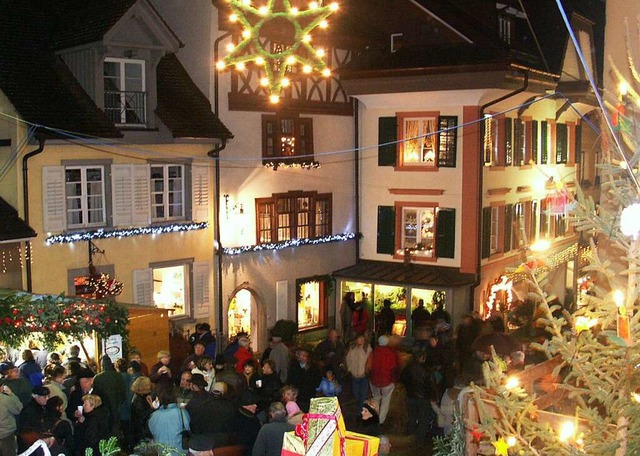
[0,1,122,138]
[333,260,476,288]
[0,197,37,243]
[156,54,233,140]
[0,0,231,141]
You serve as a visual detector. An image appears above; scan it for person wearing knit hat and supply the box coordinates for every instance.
[229,389,261,452]
[367,331,399,426]
[360,398,381,437]
[210,381,227,397]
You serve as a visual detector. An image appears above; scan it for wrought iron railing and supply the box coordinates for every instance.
[104,90,146,125]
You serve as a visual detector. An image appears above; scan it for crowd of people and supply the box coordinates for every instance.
[0,297,527,456]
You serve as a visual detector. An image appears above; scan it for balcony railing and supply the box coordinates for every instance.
[104,90,146,125]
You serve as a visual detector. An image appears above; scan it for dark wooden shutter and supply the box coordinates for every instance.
[437,116,457,167]
[504,204,513,253]
[376,206,396,254]
[556,123,567,164]
[505,117,513,166]
[531,120,539,164]
[541,121,548,164]
[435,208,455,258]
[575,123,582,164]
[481,207,492,259]
[378,117,397,166]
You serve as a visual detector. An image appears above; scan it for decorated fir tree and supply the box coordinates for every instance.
[450,23,640,456]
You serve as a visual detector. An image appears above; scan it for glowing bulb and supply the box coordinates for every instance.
[229,13,238,22]
[242,29,251,39]
[316,48,325,57]
[285,56,296,65]
[614,289,625,309]
[269,94,280,104]
[309,1,319,9]
[215,61,226,70]
[620,160,628,169]
[506,436,517,447]
[302,34,311,43]
[236,62,245,71]
[558,421,575,442]
[530,239,550,252]
[290,7,299,15]
[321,68,331,77]
[329,2,339,11]
[319,20,328,28]
[633,392,640,403]
[226,43,235,52]
[505,377,519,390]
[241,0,251,5]
[620,81,629,96]
[302,65,312,73]
[259,5,268,15]
[281,78,290,87]
[255,57,265,66]
[260,77,269,87]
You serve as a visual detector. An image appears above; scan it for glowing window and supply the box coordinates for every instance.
[152,264,188,318]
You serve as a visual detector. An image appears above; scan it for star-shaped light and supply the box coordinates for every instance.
[219,0,339,103]
[493,437,510,456]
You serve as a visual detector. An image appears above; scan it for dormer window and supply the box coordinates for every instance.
[104,58,146,125]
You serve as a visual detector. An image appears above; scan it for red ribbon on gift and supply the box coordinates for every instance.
[294,413,346,456]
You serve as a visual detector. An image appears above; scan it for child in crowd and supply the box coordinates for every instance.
[316,367,342,398]
[281,385,303,424]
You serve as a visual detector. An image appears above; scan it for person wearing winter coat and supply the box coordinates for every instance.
[0,384,23,456]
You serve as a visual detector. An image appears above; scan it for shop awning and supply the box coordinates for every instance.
[333,260,477,288]
[0,197,36,243]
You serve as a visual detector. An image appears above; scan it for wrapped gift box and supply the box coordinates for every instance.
[282,431,306,456]
[304,397,347,456]
[345,431,379,456]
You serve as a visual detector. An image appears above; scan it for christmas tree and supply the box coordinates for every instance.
[446,19,640,456]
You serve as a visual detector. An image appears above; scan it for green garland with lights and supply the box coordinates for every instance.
[0,289,128,349]
[220,0,339,102]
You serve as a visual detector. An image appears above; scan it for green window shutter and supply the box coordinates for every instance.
[437,116,457,167]
[482,207,492,259]
[504,204,513,253]
[505,117,513,166]
[378,117,397,166]
[377,206,396,254]
[532,120,539,164]
[556,123,568,164]
[435,208,455,258]
[575,124,582,164]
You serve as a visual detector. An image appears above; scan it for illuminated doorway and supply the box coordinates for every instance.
[227,288,265,352]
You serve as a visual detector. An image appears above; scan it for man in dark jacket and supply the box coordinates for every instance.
[313,329,345,373]
[93,356,126,430]
[66,370,112,425]
[188,382,236,448]
[400,351,438,443]
[252,402,294,456]
[286,350,321,412]
[17,386,50,452]
[255,360,282,416]
[229,390,261,452]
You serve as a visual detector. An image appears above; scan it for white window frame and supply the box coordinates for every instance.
[150,164,185,222]
[65,165,107,229]
[104,57,146,125]
[401,117,438,167]
[400,206,436,258]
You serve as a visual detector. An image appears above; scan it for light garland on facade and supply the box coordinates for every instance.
[218,0,339,103]
[223,231,356,255]
[263,160,322,170]
[45,222,209,245]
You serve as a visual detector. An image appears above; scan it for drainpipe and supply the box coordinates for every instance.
[474,69,528,308]
[353,98,360,262]
[22,134,46,292]
[209,140,227,354]
[211,28,233,352]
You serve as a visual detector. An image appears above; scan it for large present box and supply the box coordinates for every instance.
[281,397,347,456]
[345,431,379,456]
[282,431,306,456]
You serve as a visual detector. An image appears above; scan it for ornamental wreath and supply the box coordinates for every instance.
[0,289,128,349]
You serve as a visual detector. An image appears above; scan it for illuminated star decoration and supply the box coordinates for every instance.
[493,437,510,456]
[220,0,339,103]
